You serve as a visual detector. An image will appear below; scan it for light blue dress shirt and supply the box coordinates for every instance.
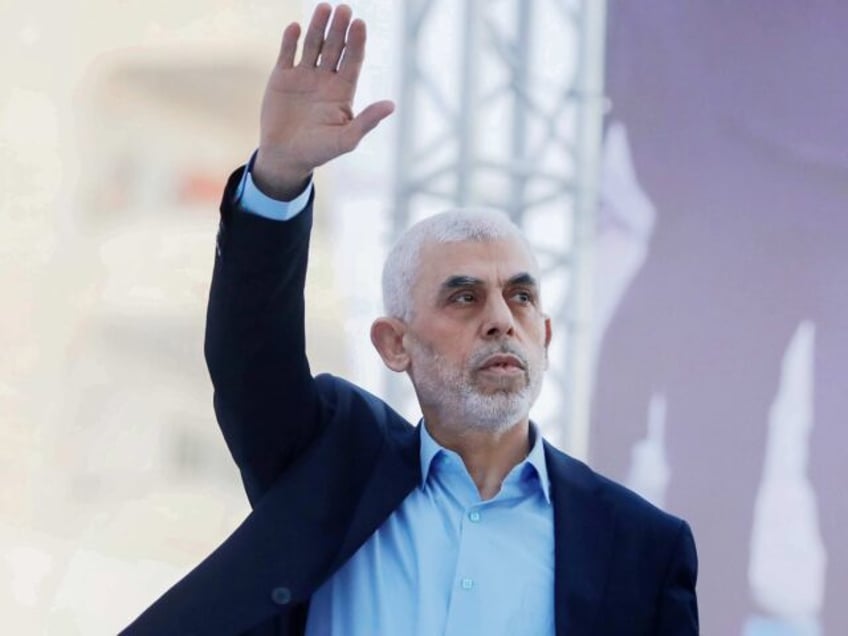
[234,151,313,221]
[305,422,555,636]
[237,157,555,635]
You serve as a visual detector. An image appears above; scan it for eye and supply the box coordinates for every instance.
[452,291,476,304]
[511,290,534,304]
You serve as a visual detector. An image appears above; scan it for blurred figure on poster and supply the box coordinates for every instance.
[591,2,848,634]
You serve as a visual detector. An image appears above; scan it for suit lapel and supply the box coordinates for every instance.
[321,425,616,635]
[329,424,421,574]
[545,443,615,636]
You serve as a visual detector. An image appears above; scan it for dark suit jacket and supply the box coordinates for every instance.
[123,168,698,635]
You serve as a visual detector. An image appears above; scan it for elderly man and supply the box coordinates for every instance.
[124,4,697,635]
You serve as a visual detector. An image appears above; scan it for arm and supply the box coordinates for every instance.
[205,3,394,505]
[654,520,699,634]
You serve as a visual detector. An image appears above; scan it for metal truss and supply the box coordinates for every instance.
[388,0,607,457]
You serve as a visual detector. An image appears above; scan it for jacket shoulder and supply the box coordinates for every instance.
[545,442,689,536]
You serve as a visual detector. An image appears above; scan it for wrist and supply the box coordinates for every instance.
[253,147,312,201]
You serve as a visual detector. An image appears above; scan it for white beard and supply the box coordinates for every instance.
[408,337,545,434]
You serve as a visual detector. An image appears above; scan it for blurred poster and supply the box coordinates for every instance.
[590,2,848,635]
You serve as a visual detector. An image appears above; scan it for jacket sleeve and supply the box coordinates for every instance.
[654,520,700,634]
[204,166,323,506]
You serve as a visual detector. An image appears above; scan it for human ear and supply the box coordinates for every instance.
[370,317,410,372]
[544,316,553,368]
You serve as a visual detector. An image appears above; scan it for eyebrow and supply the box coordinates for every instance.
[440,275,484,291]
[507,272,539,289]
[439,272,539,292]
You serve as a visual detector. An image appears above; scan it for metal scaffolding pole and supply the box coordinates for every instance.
[390,0,607,456]
[566,0,607,458]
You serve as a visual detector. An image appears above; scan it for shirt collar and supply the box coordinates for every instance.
[525,423,552,503]
[419,420,551,503]
[419,420,443,483]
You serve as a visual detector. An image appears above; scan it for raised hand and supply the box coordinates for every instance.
[253,3,395,199]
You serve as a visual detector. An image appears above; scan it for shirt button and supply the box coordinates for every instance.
[461,578,474,590]
[270,586,292,605]
[468,511,481,523]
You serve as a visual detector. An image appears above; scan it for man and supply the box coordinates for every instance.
[124,4,697,634]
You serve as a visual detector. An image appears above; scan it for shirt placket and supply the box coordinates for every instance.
[443,499,488,636]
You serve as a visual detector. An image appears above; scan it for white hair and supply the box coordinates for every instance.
[381,207,534,321]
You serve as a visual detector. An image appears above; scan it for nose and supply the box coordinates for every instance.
[482,294,516,339]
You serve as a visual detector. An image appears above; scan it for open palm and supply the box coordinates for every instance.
[254,3,395,197]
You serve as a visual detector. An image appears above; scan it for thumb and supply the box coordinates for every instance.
[340,100,395,152]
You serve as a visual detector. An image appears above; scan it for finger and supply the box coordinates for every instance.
[318,4,352,71]
[299,2,332,67]
[337,18,366,84]
[340,100,396,152]
[277,22,301,70]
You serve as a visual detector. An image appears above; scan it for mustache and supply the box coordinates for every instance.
[469,342,529,371]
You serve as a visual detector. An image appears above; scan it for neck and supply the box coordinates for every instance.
[424,415,532,500]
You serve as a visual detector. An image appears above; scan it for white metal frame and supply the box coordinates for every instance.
[389,0,607,456]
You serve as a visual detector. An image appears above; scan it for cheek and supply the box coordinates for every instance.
[423,322,473,354]
[520,315,547,342]
[410,329,465,367]
[525,325,550,363]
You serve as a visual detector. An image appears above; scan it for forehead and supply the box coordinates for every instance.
[416,237,539,287]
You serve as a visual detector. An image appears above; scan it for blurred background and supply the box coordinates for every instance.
[1,0,844,634]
